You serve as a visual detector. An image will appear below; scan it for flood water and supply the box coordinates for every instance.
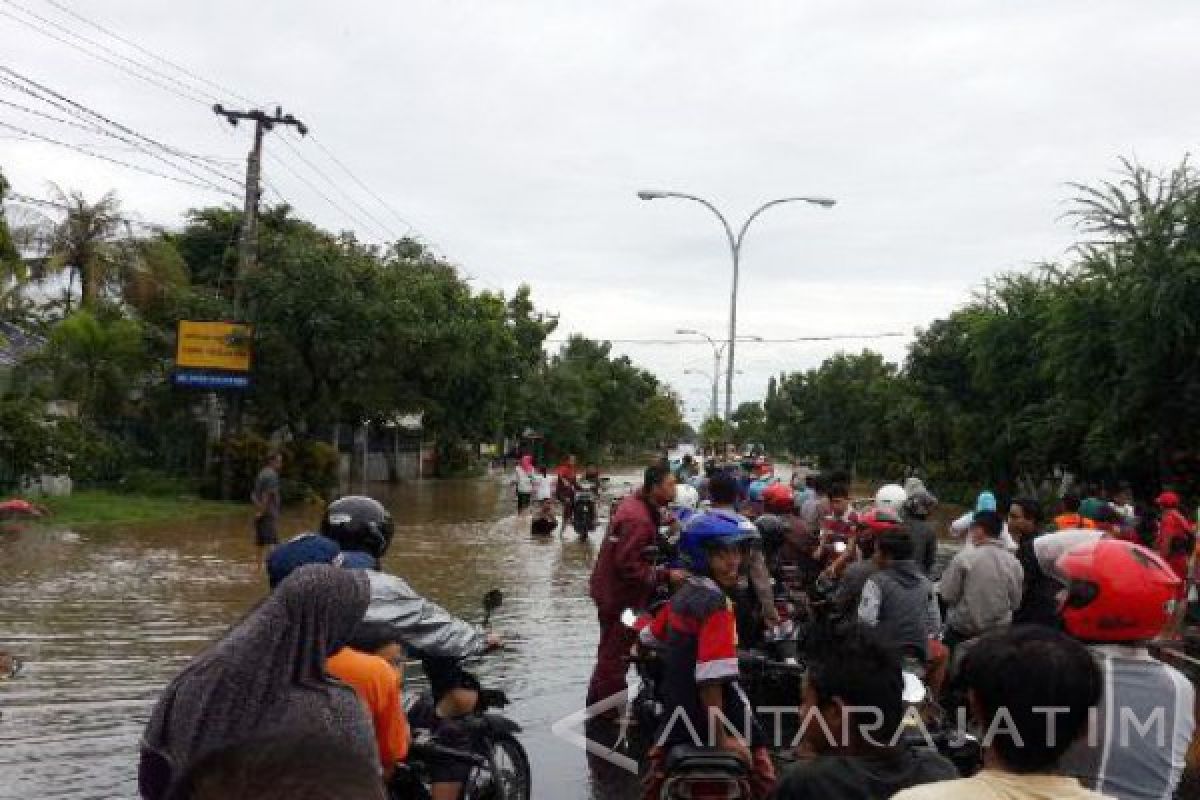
[0,473,645,799]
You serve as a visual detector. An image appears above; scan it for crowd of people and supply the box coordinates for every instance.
[134,450,1200,800]
[587,458,1199,799]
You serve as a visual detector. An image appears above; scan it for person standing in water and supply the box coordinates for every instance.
[252,452,283,565]
[513,454,535,516]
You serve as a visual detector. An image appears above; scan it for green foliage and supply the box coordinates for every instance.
[730,402,766,446]
[282,439,339,504]
[765,157,1200,496]
[699,416,728,445]
[519,335,685,461]
[20,309,150,422]
[218,432,270,503]
[0,395,129,487]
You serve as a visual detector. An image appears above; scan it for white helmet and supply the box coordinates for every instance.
[673,483,699,511]
[875,483,908,513]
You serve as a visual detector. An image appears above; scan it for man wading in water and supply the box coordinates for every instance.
[252,452,283,565]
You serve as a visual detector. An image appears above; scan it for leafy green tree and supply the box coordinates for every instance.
[21,309,149,422]
[730,401,766,447]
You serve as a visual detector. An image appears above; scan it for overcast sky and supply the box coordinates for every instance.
[3,0,1198,427]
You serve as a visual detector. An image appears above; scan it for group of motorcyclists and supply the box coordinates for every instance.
[135,455,1199,800]
[587,458,1199,800]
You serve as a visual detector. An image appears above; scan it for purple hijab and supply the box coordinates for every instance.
[138,564,375,798]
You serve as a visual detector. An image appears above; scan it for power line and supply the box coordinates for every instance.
[544,333,908,344]
[0,94,241,195]
[308,134,417,235]
[0,2,211,106]
[5,190,173,232]
[0,67,245,191]
[0,120,238,195]
[264,149,387,241]
[275,132,398,241]
[39,0,259,106]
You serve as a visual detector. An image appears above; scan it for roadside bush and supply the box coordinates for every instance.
[282,439,339,505]
[219,432,271,502]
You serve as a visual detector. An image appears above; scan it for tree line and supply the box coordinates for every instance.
[735,158,1200,502]
[0,176,685,495]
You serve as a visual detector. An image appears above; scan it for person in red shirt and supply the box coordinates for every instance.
[1156,491,1195,589]
[555,454,581,533]
[586,464,678,708]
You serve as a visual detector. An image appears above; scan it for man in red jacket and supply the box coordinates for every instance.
[586,464,678,708]
[1156,491,1195,589]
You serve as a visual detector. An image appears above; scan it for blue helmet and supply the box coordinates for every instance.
[266,533,340,588]
[680,509,759,574]
[266,533,379,588]
[748,479,770,502]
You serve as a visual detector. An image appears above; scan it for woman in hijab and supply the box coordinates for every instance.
[513,454,535,515]
[139,564,376,800]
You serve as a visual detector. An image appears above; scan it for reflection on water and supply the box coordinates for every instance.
[0,475,642,799]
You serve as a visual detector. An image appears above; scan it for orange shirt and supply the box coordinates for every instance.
[1053,513,1095,531]
[327,647,410,768]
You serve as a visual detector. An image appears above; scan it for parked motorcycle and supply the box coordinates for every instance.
[392,590,531,800]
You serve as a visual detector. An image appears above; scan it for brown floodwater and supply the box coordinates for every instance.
[0,473,645,800]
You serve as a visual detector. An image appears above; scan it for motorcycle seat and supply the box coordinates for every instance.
[664,745,748,775]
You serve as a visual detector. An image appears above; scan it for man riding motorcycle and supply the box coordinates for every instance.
[1051,538,1196,800]
[638,510,777,800]
[268,496,502,800]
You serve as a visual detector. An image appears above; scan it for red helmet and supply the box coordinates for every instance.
[1157,491,1181,509]
[762,483,795,514]
[1056,539,1181,642]
[856,507,903,535]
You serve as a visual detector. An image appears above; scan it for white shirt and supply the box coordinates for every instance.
[533,473,555,502]
[513,466,533,493]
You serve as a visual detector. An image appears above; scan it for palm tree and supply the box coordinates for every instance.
[44,186,132,312]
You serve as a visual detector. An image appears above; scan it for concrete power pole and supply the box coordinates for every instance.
[211,105,307,500]
[212,105,307,311]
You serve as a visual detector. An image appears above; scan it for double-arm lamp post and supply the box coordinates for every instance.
[639,191,835,424]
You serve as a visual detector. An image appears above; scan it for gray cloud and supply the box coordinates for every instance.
[4,0,1197,426]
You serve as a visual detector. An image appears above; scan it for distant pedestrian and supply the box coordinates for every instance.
[513,455,534,515]
[252,452,283,565]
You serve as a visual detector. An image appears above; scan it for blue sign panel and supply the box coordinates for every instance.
[173,370,251,390]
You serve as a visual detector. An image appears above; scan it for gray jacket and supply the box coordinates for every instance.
[939,539,1023,637]
[363,571,488,657]
[859,560,941,661]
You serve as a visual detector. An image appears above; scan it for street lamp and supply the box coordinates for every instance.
[643,191,835,423]
[684,366,742,422]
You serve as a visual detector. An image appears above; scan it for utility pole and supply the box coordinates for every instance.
[211,105,306,500]
[212,105,307,312]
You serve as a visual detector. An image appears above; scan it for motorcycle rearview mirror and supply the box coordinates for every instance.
[483,589,504,613]
[901,671,927,705]
[620,608,639,629]
[482,589,503,627]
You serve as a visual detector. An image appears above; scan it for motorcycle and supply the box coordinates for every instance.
[621,609,802,798]
[572,484,599,538]
[896,667,982,777]
[391,590,531,800]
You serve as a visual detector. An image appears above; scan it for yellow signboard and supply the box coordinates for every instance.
[175,321,253,372]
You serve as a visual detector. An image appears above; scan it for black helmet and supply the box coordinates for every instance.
[754,513,790,553]
[320,496,394,559]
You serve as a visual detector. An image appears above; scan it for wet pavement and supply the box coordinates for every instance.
[0,473,644,799]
